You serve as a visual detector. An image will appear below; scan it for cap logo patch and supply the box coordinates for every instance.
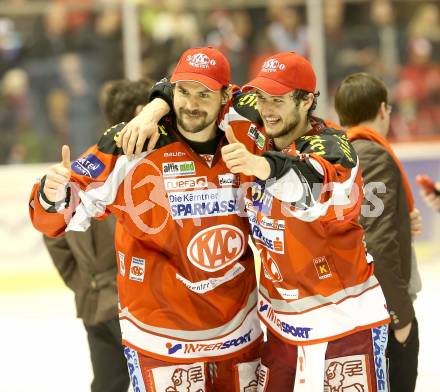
[262,59,285,73]
[186,53,216,69]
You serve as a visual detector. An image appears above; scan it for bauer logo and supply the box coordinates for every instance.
[187,225,245,272]
[72,154,105,178]
[162,161,195,177]
[129,257,145,282]
[262,59,285,73]
[186,53,216,68]
[164,176,208,191]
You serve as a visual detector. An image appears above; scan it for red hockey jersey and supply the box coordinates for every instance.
[29,120,263,362]
[219,92,390,345]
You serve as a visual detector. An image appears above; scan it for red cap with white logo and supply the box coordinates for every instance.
[171,47,230,91]
[242,52,316,95]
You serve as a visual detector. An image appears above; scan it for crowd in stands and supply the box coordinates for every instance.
[0,0,439,164]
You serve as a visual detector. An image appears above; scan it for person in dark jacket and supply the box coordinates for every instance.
[335,72,422,392]
[44,79,151,392]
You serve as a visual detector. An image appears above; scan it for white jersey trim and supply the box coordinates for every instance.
[257,283,389,344]
[120,302,262,360]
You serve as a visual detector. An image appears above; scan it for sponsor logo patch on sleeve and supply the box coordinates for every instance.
[247,125,266,150]
[72,154,105,178]
[129,257,146,282]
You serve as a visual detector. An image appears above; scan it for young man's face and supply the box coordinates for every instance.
[255,90,302,140]
[173,81,222,134]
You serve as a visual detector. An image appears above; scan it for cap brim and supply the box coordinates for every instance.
[170,72,222,91]
[242,76,293,96]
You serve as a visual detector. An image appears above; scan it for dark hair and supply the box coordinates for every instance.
[291,89,319,120]
[101,79,152,125]
[334,73,388,127]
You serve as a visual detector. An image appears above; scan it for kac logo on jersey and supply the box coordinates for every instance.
[72,154,105,178]
[262,59,285,73]
[129,257,145,282]
[187,225,245,272]
[186,53,216,68]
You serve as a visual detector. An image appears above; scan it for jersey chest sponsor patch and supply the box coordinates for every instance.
[247,124,266,150]
[168,188,238,219]
[248,213,284,254]
[162,160,195,177]
[250,184,273,215]
[164,176,208,191]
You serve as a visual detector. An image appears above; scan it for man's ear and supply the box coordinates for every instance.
[300,92,314,112]
[134,104,144,116]
[379,101,387,119]
[221,86,232,105]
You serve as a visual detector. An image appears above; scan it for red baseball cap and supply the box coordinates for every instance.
[170,47,230,91]
[242,52,316,95]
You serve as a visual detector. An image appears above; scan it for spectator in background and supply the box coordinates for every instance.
[205,9,253,85]
[22,2,71,161]
[335,73,422,392]
[368,0,405,86]
[0,17,23,75]
[140,0,201,81]
[265,4,308,56]
[91,6,123,84]
[391,37,440,139]
[325,0,364,93]
[0,68,30,164]
[408,3,440,63]
[58,52,101,158]
[43,79,151,392]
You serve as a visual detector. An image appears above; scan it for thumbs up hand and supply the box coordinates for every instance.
[43,145,72,203]
[221,125,271,180]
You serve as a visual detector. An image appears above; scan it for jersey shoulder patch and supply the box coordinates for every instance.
[98,123,125,155]
[97,120,178,155]
[232,92,263,124]
[297,128,357,168]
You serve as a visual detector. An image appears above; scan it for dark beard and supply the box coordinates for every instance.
[264,114,300,140]
[176,109,211,133]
